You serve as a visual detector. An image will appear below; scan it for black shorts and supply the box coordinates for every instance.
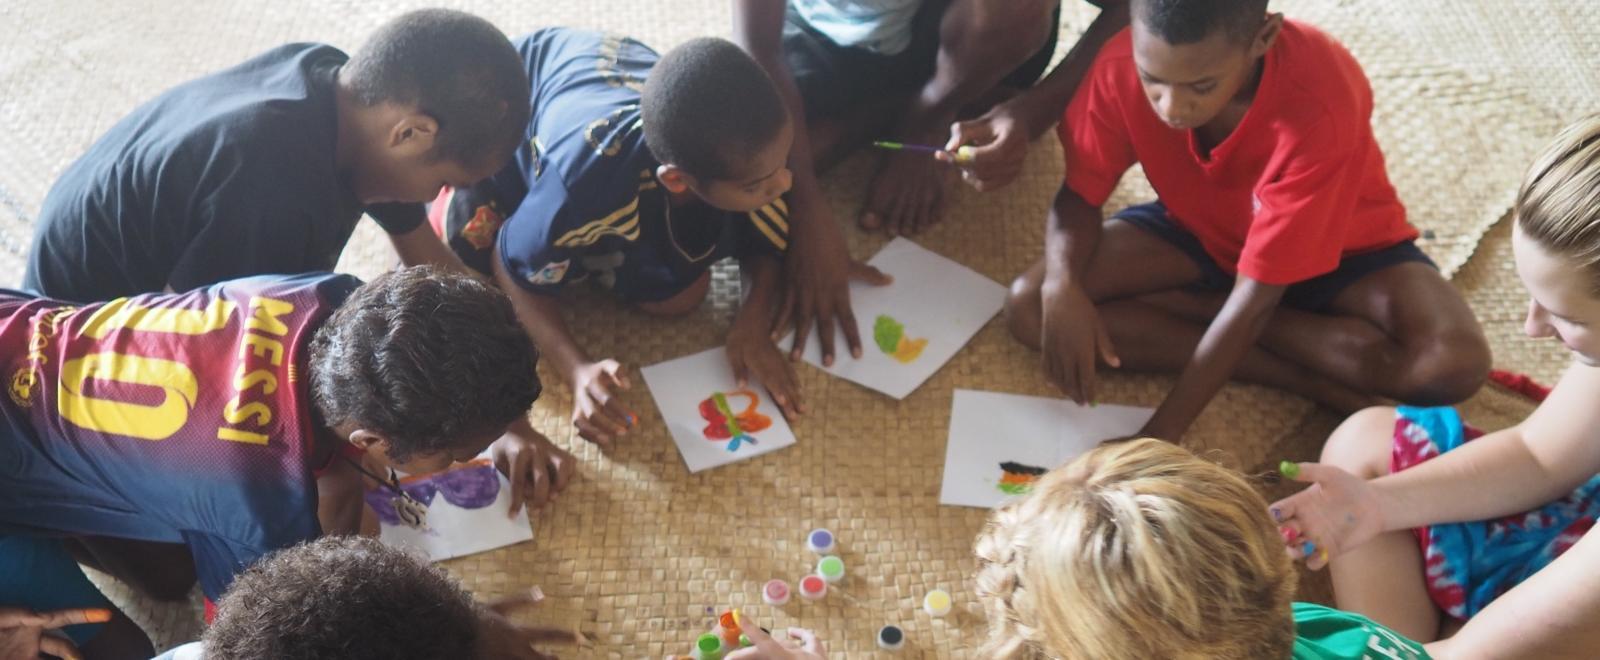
[782,0,1061,120]
[1113,201,1436,311]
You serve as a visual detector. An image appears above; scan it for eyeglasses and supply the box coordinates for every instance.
[361,458,502,528]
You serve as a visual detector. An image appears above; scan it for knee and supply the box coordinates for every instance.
[949,0,1055,54]
[1004,270,1044,347]
[1319,406,1400,478]
[1392,333,1492,406]
[637,273,710,318]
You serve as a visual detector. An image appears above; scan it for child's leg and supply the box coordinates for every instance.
[1,535,155,659]
[1318,407,1441,642]
[63,536,196,603]
[1254,262,1490,405]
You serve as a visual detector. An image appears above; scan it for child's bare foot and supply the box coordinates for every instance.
[858,133,954,235]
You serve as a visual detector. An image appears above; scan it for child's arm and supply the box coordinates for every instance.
[947,1,1130,191]
[734,0,885,366]
[1039,185,1121,405]
[315,459,366,536]
[1274,364,1600,566]
[1140,276,1284,440]
[727,255,802,419]
[490,243,635,448]
[386,222,477,278]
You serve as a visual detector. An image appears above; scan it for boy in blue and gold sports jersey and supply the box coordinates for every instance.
[432,29,845,446]
[0,267,568,656]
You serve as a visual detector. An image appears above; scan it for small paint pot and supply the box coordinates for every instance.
[923,589,952,617]
[806,528,836,554]
[799,574,828,600]
[693,632,723,659]
[817,555,845,583]
[717,611,741,647]
[762,579,791,606]
[877,625,905,651]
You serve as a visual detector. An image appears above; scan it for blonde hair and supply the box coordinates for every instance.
[973,439,1296,659]
[1516,115,1600,293]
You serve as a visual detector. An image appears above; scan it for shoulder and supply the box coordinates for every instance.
[1267,21,1374,154]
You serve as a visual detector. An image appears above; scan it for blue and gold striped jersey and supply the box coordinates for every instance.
[439,28,789,304]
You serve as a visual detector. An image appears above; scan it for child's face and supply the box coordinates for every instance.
[363,427,502,476]
[1513,225,1600,364]
[685,120,795,213]
[1130,16,1274,132]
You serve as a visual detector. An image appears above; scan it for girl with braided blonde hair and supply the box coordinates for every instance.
[973,438,1427,660]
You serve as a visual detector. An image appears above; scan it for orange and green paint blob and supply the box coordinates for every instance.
[997,461,1048,495]
[698,390,772,452]
[873,315,928,363]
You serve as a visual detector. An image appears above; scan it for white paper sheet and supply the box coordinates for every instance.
[367,455,535,561]
[640,347,798,473]
[789,237,1006,399]
[939,389,1155,508]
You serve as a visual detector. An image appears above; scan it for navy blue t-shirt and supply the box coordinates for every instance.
[438,28,789,304]
[23,44,423,303]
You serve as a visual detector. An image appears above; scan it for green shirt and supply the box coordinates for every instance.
[1293,603,1431,659]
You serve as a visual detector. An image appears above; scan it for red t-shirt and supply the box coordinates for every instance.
[1059,21,1415,285]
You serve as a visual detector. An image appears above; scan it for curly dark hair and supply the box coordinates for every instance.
[308,266,541,462]
[344,8,531,169]
[1135,0,1270,45]
[203,536,479,660]
[641,37,788,182]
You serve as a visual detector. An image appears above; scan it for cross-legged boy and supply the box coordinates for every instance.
[24,9,530,302]
[0,268,571,632]
[1005,0,1490,441]
[432,29,858,446]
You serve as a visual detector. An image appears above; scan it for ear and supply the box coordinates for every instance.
[655,164,694,194]
[347,428,389,453]
[1250,12,1285,58]
[387,111,440,158]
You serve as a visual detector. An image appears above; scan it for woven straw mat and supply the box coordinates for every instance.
[1,0,1595,656]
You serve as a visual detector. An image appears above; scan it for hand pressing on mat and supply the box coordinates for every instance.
[476,587,593,660]
[492,419,577,516]
[725,624,827,659]
[0,607,110,660]
[729,256,804,419]
[1268,461,1384,571]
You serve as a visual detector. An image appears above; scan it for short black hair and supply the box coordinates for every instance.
[642,37,788,181]
[344,9,531,169]
[309,266,541,462]
[1134,0,1270,45]
[203,536,480,660]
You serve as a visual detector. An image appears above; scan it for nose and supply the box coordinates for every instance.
[769,168,793,199]
[1524,299,1558,339]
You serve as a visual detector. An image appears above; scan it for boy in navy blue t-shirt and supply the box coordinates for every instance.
[24,9,531,303]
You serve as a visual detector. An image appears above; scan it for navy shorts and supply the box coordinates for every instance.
[782,0,1060,120]
[1113,202,1436,311]
[0,536,111,646]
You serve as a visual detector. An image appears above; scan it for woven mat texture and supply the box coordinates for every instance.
[2,0,1596,656]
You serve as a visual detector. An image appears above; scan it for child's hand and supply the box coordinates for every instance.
[491,423,577,516]
[1268,462,1386,571]
[773,259,893,367]
[569,359,635,448]
[727,320,804,420]
[0,607,110,660]
[475,588,593,660]
[945,102,1030,192]
[1039,280,1120,405]
[725,625,827,659]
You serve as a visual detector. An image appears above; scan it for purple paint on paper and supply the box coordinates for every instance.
[365,460,501,525]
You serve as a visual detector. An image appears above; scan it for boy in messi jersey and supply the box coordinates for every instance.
[1003,0,1490,441]
[433,29,878,446]
[0,267,572,652]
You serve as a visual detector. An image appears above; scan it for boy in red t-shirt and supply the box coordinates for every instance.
[1003,0,1489,441]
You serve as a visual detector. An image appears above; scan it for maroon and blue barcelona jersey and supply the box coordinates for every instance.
[0,273,359,599]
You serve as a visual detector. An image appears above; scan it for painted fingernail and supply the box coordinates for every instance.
[1317,549,1329,563]
[1280,527,1298,543]
[626,414,637,427]
[83,608,113,623]
[1279,461,1301,479]
[1270,507,1283,522]
[1301,540,1316,556]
